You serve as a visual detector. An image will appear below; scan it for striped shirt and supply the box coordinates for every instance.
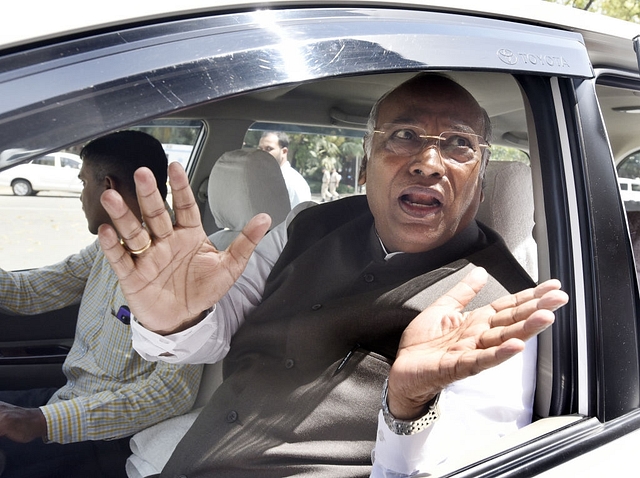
[0,239,203,443]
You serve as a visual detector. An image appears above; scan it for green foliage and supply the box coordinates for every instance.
[544,0,640,23]
[489,146,530,165]
[245,130,365,192]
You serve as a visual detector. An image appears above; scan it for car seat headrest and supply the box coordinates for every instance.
[207,148,291,249]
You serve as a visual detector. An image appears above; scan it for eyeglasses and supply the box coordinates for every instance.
[372,124,490,163]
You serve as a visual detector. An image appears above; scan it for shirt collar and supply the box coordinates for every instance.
[373,221,485,268]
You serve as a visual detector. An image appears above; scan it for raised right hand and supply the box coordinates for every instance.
[98,162,271,335]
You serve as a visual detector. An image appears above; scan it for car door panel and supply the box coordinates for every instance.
[0,305,77,390]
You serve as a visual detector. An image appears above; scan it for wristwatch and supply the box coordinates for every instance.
[381,379,440,435]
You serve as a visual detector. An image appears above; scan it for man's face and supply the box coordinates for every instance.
[79,160,112,235]
[258,134,287,165]
[361,78,486,254]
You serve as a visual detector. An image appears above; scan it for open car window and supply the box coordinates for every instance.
[0,121,204,271]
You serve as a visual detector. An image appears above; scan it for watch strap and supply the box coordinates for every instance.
[381,378,440,435]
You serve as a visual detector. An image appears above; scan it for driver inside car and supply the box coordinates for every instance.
[0,131,203,478]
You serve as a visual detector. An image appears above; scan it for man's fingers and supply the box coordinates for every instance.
[134,166,174,241]
[490,289,569,328]
[536,289,569,311]
[474,338,527,371]
[226,213,272,261]
[169,162,203,230]
[429,267,489,311]
[490,279,563,313]
[478,288,568,349]
[100,187,151,254]
[472,288,568,350]
[438,338,527,383]
[97,223,136,281]
[476,309,555,349]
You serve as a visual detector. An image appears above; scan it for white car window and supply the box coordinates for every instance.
[33,156,55,167]
[61,157,81,169]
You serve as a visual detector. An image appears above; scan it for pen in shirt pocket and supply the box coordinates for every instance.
[334,343,360,376]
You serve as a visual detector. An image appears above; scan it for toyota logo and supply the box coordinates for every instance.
[498,49,518,65]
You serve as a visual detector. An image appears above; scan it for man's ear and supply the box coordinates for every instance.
[103,175,116,191]
[358,155,368,185]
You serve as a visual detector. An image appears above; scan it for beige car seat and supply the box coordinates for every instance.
[476,160,537,280]
[126,149,291,478]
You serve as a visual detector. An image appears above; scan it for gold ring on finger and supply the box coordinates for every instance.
[120,237,152,256]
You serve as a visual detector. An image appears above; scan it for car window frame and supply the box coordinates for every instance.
[0,7,592,168]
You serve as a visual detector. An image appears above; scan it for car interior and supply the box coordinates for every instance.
[3,1,640,474]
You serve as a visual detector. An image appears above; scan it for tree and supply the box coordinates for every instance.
[545,0,640,23]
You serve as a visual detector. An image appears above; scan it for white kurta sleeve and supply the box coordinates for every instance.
[371,338,537,477]
[131,202,315,364]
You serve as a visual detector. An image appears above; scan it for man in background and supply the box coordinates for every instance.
[320,167,331,202]
[259,131,311,207]
[328,167,341,200]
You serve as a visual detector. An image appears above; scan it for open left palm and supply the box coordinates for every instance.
[387,267,568,419]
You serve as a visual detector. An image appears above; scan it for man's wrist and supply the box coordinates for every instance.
[381,379,440,435]
[132,309,210,335]
[31,408,48,440]
[386,378,440,420]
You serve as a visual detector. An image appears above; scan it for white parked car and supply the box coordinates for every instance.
[0,152,82,196]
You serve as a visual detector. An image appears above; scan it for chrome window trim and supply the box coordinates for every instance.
[551,77,590,417]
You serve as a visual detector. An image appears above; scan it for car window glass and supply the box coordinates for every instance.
[243,123,366,198]
[32,155,55,167]
[131,119,204,172]
[597,81,640,283]
[0,120,203,271]
[491,146,530,165]
[0,146,92,271]
[61,157,81,169]
[240,125,530,199]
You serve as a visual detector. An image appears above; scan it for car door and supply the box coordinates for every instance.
[55,153,83,193]
[1,4,640,476]
[24,154,57,191]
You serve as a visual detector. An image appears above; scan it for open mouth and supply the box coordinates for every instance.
[401,193,442,208]
[398,189,444,218]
